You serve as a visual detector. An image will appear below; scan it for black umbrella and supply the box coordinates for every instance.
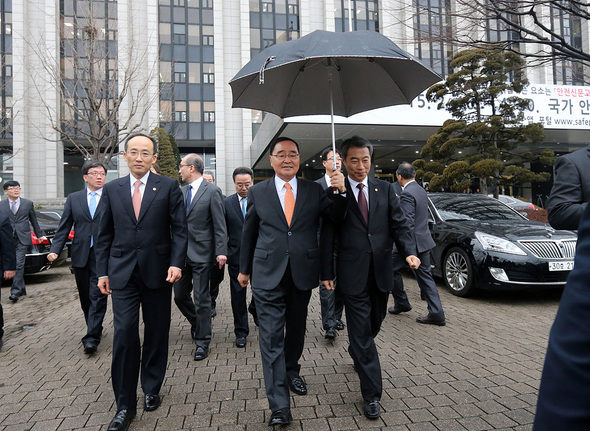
[229,30,442,159]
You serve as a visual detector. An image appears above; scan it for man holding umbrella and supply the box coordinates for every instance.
[238,136,348,426]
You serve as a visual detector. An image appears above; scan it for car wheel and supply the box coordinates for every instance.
[443,247,475,297]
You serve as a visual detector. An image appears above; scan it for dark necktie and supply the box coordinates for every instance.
[357,183,368,224]
[89,192,97,247]
[186,184,192,215]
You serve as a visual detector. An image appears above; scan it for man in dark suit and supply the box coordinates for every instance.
[547,145,590,230]
[48,161,109,354]
[389,162,446,326]
[534,202,590,430]
[0,212,16,351]
[238,137,347,426]
[174,154,227,361]
[203,170,226,318]
[96,133,187,431]
[321,136,419,420]
[224,167,254,348]
[0,180,45,302]
[316,147,345,341]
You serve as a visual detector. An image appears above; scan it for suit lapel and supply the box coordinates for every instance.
[188,180,207,215]
[76,190,92,220]
[231,194,243,221]
[138,174,161,223]
[290,179,308,227]
[267,177,288,227]
[368,178,380,226]
[117,177,137,223]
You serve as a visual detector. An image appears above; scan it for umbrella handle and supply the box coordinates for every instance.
[259,56,276,85]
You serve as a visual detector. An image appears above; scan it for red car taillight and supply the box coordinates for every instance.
[31,233,50,245]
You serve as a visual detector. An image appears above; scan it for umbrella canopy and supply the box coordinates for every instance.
[229,30,442,119]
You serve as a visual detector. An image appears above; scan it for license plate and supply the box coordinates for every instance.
[548,261,574,271]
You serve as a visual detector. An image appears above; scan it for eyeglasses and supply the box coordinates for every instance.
[180,163,192,168]
[86,171,106,177]
[5,187,20,191]
[326,157,342,162]
[127,150,154,159]
[270,153,299,161]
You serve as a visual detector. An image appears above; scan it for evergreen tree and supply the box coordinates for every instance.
[150,127,179,181]
[421,46,553,196]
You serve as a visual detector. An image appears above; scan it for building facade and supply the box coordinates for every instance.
[3,0,590,199]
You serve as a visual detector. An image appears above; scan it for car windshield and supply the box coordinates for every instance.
[429,194,526,221]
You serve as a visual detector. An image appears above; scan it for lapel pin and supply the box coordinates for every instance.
[153,188,157,191]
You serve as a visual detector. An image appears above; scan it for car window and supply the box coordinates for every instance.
[429,195,526,221]
[35,213,60,224]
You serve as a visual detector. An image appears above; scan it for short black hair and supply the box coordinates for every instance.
[3,180,20,190]
[125,133,158,155]
[340,135,373,160]
[185,154,204,175]
[232,167,253,182]
[320,146,342,161]
[82,161,107,176]
[396,161,415,180]
[269,136,300,155]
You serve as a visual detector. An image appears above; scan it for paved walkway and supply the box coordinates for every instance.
[0,264,561,430]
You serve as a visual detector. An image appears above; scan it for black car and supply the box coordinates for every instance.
[427,193,577,297]
[24,211,70,274]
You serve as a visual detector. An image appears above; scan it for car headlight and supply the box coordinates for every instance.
[475,231,526,256]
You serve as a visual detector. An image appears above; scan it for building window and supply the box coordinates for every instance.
[551,4,585,85]
[203,111,214,122]
[335,0,378,32]
[249,0,301,58]
[413,0,452,77]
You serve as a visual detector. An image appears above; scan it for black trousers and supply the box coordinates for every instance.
[343,264,388,402]
[228,264,249,338]
[74,247,108,345]
[111,264,172,412]
[209,264,225,309]
[253,263,312,412]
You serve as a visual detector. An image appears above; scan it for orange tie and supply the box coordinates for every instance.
[284,183,295,226]
[132,180,142,220]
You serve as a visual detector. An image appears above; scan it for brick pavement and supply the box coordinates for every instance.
[0,264,561,430]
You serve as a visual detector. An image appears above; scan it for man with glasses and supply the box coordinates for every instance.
[0,180,46,302]
[48,161,109,354]
[238,137,347,426]
[175,154,227,362]
[96,133,187,431]
[316,147,346,341]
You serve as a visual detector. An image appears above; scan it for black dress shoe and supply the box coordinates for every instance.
[363,400,380,419]
[194,346,209,361]
[416,315,446,326]
[236,337,247,348]
[325,327,337,341]
[8,294,18,302]
[83,341,98,354]
[288,376,307,395]
[388,305,412,314]
[144,393,161,411]
[107,409,136,431]
[335,320,345,331]
[268,408,292,426]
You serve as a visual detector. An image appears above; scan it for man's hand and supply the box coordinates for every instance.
[330,171,347,193]
[238,273,250,288]
[321,280,334,290]
[38,236,47,242]
[406,255,421,270]
[216,255,227,268]
[47,252,59,262]
[3,270,15,280]
[98,277,111,295]
[166,266,183,283]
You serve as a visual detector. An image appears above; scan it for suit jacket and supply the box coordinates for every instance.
[399,181,435,253]
[240,176,347,291]
[183,180,227,264]
[547,145,590,230]
[534,202,590,430]
[0,213,16,272]
[0,198,43,245]
[96,173,188,290]
[49,189,103,268]
[225,193,245,267]
[321,178,416,295]
[316,176,328,190]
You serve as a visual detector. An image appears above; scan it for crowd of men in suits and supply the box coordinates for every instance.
[0,133,450,431]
